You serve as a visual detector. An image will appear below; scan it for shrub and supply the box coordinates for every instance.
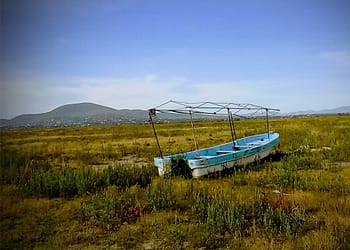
[192,188,248,235]
[191,187,309,237]
[272,168,303,188]
[80,186,142,231]
[148,179,176,211]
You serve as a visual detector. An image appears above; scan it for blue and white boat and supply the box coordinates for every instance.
[149,101,280,178]
[154,132,279,178]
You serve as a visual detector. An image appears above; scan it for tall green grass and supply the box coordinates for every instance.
[80,186,144,231]
[148,178,177,211]
[23,164,156,197]
[0,148,50,185]
[191,187,308,237]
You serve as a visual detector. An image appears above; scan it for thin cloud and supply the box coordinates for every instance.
[55,77,286,111]
[1,72,349,118]
[54,75,191,109]
[320,50,350,66]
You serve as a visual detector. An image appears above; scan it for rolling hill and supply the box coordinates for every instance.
[0,103,149,129]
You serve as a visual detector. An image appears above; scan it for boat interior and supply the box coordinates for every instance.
[179,133,275,160]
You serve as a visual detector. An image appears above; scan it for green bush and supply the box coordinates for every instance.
[272,168,302,188]
[192,188,249,234]
[191,187,308,237]
[260,205,306,235]
[148,179,176,211]
[80,186,142,231]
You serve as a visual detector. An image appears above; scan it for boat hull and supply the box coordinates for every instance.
[191,146,272,177]
[154,132,279,178]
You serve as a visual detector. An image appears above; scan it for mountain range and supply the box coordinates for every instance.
[0,103,149,129]
[285,106,350,116]
[1,103,349,129]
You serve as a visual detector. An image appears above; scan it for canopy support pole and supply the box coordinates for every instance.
[149,110,163,158]
[227,108,235,147]
[230,112,237,141]
[266,108,270,139]
[189,111,198,151]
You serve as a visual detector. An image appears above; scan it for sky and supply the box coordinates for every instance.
[1,0,350,119]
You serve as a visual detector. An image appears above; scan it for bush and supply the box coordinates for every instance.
[80,186,142,231]
[192,188,248,235]
[272,168,302,188]
[191,187,308,237]
[148,179,176,211]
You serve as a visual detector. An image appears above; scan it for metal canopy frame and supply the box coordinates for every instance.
[148,100,280,158]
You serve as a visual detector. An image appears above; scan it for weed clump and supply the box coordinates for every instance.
[162,158,192,179]
[191,187,308,237]
[0,148,50,185]
[22,164,155,197]
[80,186,143,231]
[148,179,176,211]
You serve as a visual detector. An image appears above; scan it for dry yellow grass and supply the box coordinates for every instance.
[1,115,350,249]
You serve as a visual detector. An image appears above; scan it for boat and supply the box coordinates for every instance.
[149,101,280,178]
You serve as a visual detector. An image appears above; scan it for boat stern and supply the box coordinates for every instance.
[154,157,169,176]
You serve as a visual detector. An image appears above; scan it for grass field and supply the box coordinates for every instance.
[1,115,350,249]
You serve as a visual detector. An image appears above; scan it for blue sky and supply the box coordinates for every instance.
[1,0,349,118]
